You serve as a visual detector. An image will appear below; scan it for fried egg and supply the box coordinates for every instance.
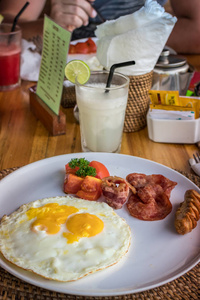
[0,196,131,281]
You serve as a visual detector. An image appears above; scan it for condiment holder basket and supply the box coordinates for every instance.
[124,71,153,132]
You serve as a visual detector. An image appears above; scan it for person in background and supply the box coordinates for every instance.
[0,0,200,54]
[0,0,45,39]
[165,0,200,54]
[0,0,98,39]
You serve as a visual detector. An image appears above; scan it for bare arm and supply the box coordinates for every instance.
[0,0,46,22]
[0,0,46,39]
[166,0,200,54]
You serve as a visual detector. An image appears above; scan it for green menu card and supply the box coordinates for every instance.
[36,15,71,115]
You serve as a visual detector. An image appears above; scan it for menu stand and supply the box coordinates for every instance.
[29,86,66,136]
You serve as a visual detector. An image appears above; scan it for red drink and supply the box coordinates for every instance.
[0,44,21,86]
[0,24,21,91]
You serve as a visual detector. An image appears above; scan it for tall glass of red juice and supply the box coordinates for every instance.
[0,24,21,91]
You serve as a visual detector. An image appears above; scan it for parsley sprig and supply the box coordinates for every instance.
[68,158,96,177]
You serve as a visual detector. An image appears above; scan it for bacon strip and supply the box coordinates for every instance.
[126,173,177,221]
[101,176,133,209]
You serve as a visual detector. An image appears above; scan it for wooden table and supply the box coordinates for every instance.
[0,55,199,173]
[0,54,199,300]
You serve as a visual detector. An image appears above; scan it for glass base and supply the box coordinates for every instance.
[0,79,21,91]
[81,141,121,153]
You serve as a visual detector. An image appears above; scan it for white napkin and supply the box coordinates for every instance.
[20,40,102,82]
[20,39,41,81]
[95,0,177,76]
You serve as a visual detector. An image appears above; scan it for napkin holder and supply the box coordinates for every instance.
[29,86,66,136]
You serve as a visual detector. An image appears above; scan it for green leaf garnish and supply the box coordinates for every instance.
[68,158,96,177]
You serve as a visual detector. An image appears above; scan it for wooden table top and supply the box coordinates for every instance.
[0,53,200,300]
[0,54,199,173]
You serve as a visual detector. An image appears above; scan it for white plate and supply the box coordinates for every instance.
[67,37,97,62]
[0,153,199,297]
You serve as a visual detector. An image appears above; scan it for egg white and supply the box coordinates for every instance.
[0,196,131,281]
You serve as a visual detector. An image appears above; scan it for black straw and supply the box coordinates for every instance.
[105,61,135,92]
[11,2,30,32]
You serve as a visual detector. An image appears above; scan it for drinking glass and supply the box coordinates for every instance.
[0,24,22,91]
[75,71,130,153]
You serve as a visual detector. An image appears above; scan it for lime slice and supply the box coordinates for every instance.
[64,60,90,84]
[0,14,4,24]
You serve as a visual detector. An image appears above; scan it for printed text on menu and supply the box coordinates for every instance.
[36,16,71,115]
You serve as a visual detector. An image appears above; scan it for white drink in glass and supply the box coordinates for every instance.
[75,71,129,153]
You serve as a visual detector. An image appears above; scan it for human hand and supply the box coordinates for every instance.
[50,0,97,32]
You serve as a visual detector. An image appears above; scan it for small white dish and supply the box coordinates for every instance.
[147,111,200,144]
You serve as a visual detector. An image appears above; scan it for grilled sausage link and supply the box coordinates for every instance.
[175,189,200,235]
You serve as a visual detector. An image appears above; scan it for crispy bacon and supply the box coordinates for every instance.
[126,173,177,221]
[101,176,134,209]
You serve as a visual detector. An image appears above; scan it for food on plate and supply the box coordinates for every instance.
[0,196,131,281]
[63,160,178,221]
[64,158,110,201]
[101,176,136,209]
[175,189,200,235]
[69,38,97,54]
[64,173,84,194]
[64,174,102,200]
[65,158,110,179]
[89,160,110,179]
[126,173,177,221]
[76,176,102,201]
[65,158,97,177]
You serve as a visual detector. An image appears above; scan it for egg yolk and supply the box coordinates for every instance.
[26,203,79,234]
[63,213,104,243]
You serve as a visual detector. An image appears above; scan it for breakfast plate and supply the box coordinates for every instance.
[0,153,199,296]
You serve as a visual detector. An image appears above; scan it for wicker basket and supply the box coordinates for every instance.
[124,71,153,132]
[61,85,76,108]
